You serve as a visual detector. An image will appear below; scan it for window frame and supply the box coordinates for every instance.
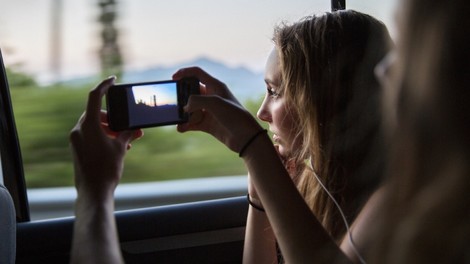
[0,48,30,222]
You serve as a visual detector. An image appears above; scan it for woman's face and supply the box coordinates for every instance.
[257,49,301,157]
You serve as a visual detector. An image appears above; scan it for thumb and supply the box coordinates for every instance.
[117,130,137,146]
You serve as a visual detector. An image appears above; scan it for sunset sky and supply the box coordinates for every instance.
[132,82,177,106]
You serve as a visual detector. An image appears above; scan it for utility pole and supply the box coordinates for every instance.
[50,0,63,83]
[98,0,123,80]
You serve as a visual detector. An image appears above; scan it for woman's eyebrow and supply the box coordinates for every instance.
[264,77,279,87]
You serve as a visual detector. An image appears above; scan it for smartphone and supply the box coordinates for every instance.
[106,77,200,131]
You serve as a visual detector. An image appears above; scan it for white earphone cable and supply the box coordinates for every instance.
[308,160,367,264]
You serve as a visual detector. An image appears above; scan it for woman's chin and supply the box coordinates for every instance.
[277,145,290,157]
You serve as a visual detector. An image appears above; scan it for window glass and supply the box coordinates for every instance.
[0,0,397,190]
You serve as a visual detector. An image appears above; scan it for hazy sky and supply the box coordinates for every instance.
[0,0,398,84]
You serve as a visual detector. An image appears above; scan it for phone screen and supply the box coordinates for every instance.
[107,79,194,131]
[126,81,183,127]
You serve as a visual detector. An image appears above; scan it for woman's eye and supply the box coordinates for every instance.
[267,87,280,98]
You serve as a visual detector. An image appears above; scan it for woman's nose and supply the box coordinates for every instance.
[257,96,271,122]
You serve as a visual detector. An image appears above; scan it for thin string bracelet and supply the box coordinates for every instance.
[239,129,268,157]
[247,194,265,212]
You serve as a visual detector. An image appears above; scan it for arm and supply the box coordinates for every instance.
[242,136,351,264]
[174,67,352,264]
[69,77,142,264]
[72,188,122,264]
[339,187,385,263]
[243,178,277,264]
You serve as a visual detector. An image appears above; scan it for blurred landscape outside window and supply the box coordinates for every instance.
[0,0,397,189]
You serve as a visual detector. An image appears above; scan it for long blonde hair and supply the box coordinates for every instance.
[273,10,392,240]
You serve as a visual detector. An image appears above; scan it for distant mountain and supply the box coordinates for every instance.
[121,57,265,102]
[63,57,264,102]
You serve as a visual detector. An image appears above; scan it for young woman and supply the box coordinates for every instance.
[175,10,392,263]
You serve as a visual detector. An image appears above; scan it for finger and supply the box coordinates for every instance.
[177,109,207,133]
[101,122,119,139]
[177,122,196,133]
[184,94,234,114]
[76,111,87,125]
[172,67,223,89]
[85,76,116,123]
[176,123,187,133]
[188,110,204,124]
[99,110,109,123]
[125,130,144,150]
[98,111,119,138]
[116,128,143,145]
[131,129,144,141]
[98,110,116,132]
[102,122,143,150]
[199,83,208,95]
[116,130,135,146]
[179,96,232,134]
[70,112,86,143]
[184,95,261,139]
[69,111,87,142]
[174,67,240,104]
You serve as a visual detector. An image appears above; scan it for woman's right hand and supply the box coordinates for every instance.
[173,67,264,154]
[173,67,240,104]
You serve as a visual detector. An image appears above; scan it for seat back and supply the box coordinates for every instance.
[0,183,16,263]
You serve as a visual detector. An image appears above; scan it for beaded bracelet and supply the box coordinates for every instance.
[247,194,265,212]
[239,129,268,157]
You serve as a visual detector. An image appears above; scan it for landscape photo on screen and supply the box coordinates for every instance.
[127,82,180,127]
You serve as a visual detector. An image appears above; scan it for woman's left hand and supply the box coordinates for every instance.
[70,76,143,200]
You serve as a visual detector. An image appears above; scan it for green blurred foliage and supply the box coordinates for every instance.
[9,81,265,188]
[5,67,37,87]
